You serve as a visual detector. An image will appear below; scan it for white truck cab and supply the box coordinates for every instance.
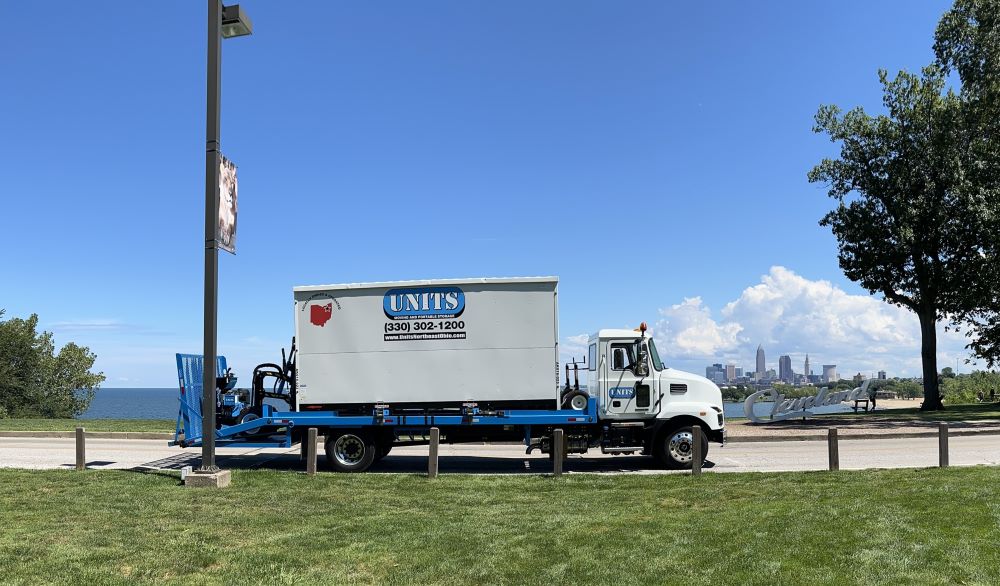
[574,324,725,467]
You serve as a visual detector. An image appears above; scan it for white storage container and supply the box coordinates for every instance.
[293,277,559,410]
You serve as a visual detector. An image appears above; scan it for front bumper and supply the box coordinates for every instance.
[709,427,726,445]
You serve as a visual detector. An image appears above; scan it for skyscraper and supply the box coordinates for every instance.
[804,354,811,377]
[725,364,736,382]
[756,345,765,378]
[778,355,793,383]
[706,363,725,384]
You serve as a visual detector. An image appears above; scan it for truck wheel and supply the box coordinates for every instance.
[562,392,588,411]
[654,425,709,470]
[325,431,376,472]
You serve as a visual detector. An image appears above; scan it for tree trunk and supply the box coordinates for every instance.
[918,308,944,411]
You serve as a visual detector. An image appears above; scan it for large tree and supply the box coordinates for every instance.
[0,310,105,418]
[934,0,1000,368]
[808,65,989,410]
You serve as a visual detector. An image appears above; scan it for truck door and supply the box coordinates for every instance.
[602,339,655,420]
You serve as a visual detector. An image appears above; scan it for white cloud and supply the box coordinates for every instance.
[656,297,742,358]
[653,266,975,377]
[561,333,590,360]
[47,319,170,336]
[49,319,128,332]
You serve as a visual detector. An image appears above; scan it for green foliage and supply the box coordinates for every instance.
[940,371,1000,404]
[889,379,923,400]
[934,1,1000,369]
[0,310,104,418]
[772,383,820,399]
[808,56,991,409]
[720,385,745,402]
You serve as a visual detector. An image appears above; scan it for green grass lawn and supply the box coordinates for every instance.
[0,418,174,433]
[2,467,1000,584]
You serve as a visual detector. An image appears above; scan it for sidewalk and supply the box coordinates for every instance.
[5,414,1000,444]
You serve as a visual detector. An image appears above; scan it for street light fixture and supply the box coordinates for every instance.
[201,1,251,473]
[221,5,253,38]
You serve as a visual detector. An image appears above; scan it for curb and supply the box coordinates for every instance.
[727,428,1000,443]
[0,431,173,440]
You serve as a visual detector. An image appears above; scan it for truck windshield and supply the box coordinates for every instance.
[647,339,664,371]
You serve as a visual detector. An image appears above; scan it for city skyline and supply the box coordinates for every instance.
[702,342,888,386]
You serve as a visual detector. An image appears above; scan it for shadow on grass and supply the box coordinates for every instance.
[129,451,713,476]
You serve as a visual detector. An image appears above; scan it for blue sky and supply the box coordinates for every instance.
[1,0,972,387]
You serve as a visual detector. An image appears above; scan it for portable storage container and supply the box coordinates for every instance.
[293,277,559,410]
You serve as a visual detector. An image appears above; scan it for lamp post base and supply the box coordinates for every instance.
[184,468,231,488]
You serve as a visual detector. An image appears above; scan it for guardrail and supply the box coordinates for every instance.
[64,422,966,476]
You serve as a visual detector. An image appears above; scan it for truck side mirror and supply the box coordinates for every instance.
[634,344,649,377]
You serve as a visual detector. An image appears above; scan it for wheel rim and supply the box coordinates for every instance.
[237,413,260,436]
[333,434,366,467]
[570,394,588,410]
[667,430,694,463]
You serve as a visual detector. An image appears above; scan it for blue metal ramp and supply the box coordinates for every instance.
[174,353,227,445]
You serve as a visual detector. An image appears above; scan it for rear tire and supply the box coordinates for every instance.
[653,425,708,470]
[325,431,377,472]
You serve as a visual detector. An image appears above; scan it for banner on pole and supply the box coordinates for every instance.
[218,154,238,254]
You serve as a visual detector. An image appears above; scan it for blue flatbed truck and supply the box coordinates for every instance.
[171,278,726,472]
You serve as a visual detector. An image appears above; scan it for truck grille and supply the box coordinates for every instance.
[669,384,687,394]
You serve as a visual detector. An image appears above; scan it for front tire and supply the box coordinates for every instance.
[325,431,377,472]
[654,425,708,470]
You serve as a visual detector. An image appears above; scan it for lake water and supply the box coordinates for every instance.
[83,388,855,420]
[81,388,180,420]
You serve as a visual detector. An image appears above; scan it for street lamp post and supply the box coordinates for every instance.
[201,0,252,472]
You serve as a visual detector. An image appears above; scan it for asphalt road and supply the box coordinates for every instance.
[4,434,1000,474]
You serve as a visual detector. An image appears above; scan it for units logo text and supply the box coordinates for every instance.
[609,386,635,399]
[383,286,465,320]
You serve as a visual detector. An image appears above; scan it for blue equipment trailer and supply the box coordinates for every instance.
[172,352,611,470]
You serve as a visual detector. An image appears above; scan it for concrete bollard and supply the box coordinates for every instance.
[306,428,317,476]
[428,427,440,478]
[939,422,949,468]
[552,428,564,476]
[75,427,85,471]
[691,426,702,476]
[828,428,839,471]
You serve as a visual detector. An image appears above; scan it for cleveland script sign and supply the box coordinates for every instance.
[743,379,874,423]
